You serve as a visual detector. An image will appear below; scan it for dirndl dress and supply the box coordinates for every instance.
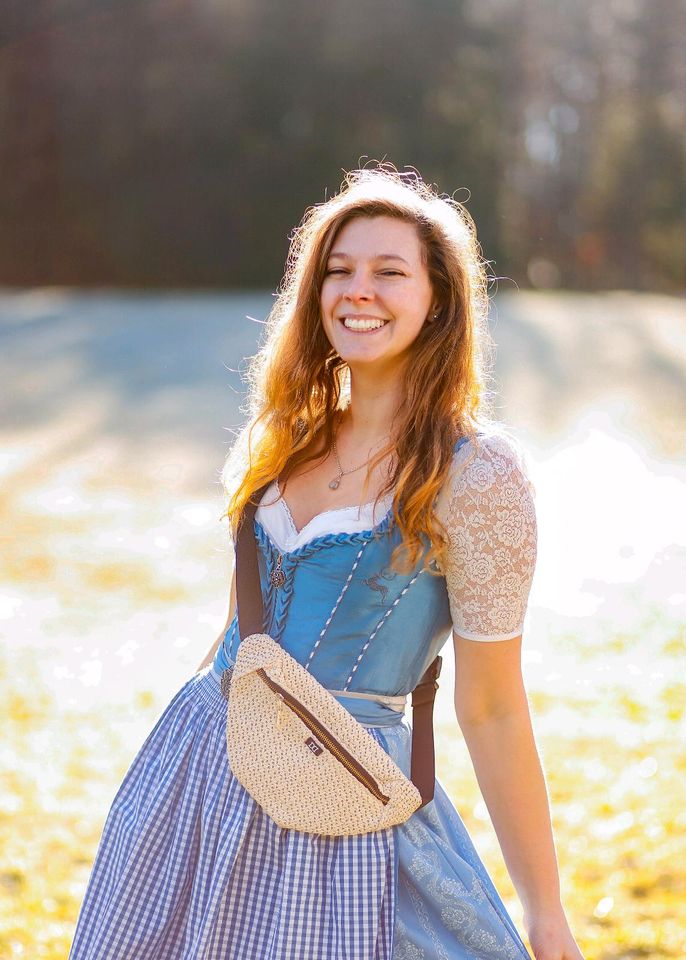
[69,429,539,960]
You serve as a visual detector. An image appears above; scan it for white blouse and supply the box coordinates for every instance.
[255,429,537,643]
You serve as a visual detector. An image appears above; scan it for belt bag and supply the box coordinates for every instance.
[221,484,442,837]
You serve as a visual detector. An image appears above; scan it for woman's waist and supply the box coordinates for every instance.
[210,659,407,728]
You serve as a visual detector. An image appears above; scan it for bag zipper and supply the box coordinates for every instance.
[256,668,390,805]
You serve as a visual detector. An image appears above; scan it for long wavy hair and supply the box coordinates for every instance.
[220,163,497,574]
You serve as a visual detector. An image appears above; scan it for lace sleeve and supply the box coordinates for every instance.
[435,430,538,641]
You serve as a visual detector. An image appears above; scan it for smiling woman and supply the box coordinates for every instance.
[68,163,584,960]
[321,217,439,358]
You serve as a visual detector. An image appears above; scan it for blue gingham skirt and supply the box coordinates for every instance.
[69,666,531,959]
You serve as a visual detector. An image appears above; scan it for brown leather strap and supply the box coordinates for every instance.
[411,655,442,807]
[235,483,440,806]
[235,489,268,639]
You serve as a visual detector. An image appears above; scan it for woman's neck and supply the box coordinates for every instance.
[341,366,404,444]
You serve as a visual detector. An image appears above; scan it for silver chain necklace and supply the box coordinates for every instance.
[328,416,391,490]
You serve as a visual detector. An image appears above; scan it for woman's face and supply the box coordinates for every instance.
[319,215,437,370]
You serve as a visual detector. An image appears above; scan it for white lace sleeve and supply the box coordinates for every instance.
[434,430,538,641]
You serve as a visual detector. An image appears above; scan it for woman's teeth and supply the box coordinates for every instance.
[341,317,388,331]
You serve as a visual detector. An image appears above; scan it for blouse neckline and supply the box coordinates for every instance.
[256,479,395,553]
[274,477,391,537]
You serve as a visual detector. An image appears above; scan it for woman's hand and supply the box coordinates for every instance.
[523,905,585,960]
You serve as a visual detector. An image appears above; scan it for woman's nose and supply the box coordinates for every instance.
[342,270,375,301]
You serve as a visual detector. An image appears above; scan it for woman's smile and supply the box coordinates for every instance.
[339,314,391,332]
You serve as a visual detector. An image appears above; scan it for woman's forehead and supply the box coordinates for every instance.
[329,216,422,259]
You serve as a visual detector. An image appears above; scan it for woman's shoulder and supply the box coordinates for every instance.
[435,422,536,520]
[461,423,533,472]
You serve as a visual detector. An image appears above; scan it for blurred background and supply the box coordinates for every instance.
[1,1,685,957]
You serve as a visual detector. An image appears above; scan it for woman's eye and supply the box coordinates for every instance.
[324,268,404,277]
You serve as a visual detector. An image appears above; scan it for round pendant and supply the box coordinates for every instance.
[329,478,340,489]
[270,568,286,588]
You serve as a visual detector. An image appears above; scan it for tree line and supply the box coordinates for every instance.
[0,0,683,290]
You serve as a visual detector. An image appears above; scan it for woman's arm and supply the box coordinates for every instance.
[196,565,237,672]
[453,630,584,960]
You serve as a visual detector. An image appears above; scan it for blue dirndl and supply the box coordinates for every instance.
[70,429,536,959]
[68,665,531,960]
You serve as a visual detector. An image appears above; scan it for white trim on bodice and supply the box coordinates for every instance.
[256,479,395,553]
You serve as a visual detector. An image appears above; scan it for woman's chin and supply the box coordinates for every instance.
[338,348,403,372]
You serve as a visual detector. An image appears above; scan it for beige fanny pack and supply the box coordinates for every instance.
[220,484,442,837]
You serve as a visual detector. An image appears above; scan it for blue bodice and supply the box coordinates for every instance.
[212,505,456,725]
[211,436,482,725]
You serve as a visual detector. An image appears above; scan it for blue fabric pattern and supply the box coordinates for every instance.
[69,668,531,959]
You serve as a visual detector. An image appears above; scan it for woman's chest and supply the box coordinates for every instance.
[257,479,395,553]
[275,435,395,536]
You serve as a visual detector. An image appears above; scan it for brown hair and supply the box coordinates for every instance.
[221,162,496,574]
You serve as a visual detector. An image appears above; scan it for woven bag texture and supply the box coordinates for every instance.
[226,634,422,836]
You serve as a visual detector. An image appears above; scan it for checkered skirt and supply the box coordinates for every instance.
[68,667,531,960]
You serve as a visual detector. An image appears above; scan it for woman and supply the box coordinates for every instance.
[69,165,584,960]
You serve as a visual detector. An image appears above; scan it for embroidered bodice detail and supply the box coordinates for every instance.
[434,430,538,641]
[252,518,425,682]
[255,523,298,639]
[248,479,398,643]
